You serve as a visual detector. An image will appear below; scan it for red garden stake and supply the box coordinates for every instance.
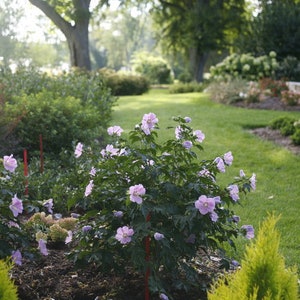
[39,134,44,173]
[145,212,151,300]
[23,149,28,196]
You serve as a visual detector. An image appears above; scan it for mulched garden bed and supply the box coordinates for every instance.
[11,246,222,300]
[10,96,299,300]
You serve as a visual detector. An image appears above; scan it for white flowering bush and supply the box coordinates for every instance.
[69,113,256,298]
[209,52,278,82]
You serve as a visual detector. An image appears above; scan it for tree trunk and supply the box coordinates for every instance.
[28,0,91,70]
[68,24,91,69]
[189,47,209,82]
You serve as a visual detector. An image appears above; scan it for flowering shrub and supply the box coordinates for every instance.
[259,78,288,98]
[70,113,256,297]
[210,52,278,82]
[0,155,30,260]
[280,90,300,106]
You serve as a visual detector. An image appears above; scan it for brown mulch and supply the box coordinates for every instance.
[10,97,299,300]
[233,97,300,112]
[11,247,219,300]
[233,97,300,155]
[250,127,300,155]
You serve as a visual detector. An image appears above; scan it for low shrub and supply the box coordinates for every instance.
[168,81,205,94]
[207,214,299,300]
[0,259,18,300]
[259,78,288,98]
[291,123,300,145]
[177,71,193,83]
[4,90,105,156]
[207,78,249,104]
[270,116,297,137]
[0,65,48,102]
[101,70,150,96]
[0,66,117,157]
[131,52,173,84]
[280,90,300,106]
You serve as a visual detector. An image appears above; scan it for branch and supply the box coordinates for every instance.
[157,0,186,12]
[28,0,73,36]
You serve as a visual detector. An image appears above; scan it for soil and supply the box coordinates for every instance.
[10,97,299,300]
[233,97,300,156]
[11,246,221,300]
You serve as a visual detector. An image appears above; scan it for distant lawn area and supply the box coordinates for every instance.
[112,89,300,272]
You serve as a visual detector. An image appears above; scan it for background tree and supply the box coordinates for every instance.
[236,0,300,61]
[151,0,247,82]
[90,5,155,70]
[0,0,23,64]
[28,0,94,69]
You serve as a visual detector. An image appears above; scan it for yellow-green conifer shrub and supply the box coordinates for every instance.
[0,260,18,300]
[208,215,299,300]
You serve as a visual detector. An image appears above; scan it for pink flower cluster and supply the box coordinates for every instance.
[141,112,158,135]
[194,195,220,222]
[3,154,17,172]
[129,184,146,204]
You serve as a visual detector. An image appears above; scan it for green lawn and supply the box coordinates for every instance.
[111,89,300,271]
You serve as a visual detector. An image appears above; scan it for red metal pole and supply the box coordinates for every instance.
[23,149,28,196]
[39,134,44,173]
[145,213,151,300]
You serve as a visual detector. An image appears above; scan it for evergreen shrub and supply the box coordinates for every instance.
[0,260,18,300]
[208,214,299,300]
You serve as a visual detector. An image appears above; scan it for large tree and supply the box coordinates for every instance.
[151,0,247,82]
[236,0,300,61]
[28,0,94,69]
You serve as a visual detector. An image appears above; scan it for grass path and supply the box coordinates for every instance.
[111,90,300,271]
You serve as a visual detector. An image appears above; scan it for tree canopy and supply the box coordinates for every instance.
[151,0,247,82]
[236,0,300,60]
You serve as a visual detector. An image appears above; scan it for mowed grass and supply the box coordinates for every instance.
[111,89,300,271]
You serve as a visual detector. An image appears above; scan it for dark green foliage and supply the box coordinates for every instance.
[291,127,300,145]
[177,71,193,83]
[276,56,300,81]
[132,53,172,84]
[270,116,297,137]
[168,82,205,94]
[5,90,105,156]
[0,65,48,101]
[101,71,150,96]
[0,66,116,156]
[152,0,246,82]
[237,0,300,61]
